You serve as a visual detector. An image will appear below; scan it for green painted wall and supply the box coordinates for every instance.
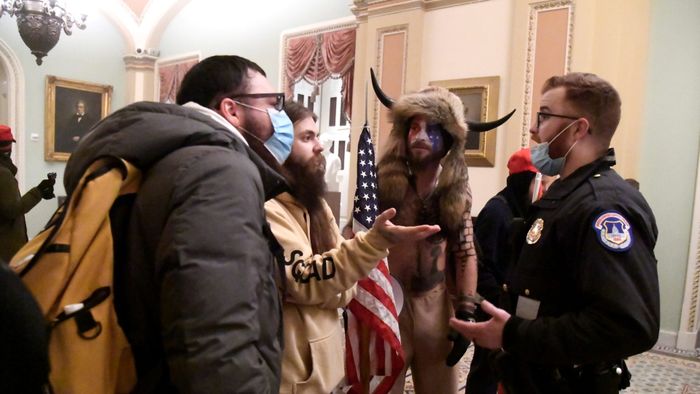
[640,0,700,332]
[0,11,127,237]
[2,0,352,238]
[159,0,353,88]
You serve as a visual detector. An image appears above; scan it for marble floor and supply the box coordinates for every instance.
[402,347,700,393]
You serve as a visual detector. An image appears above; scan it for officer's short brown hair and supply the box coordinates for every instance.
[542,73,621,141]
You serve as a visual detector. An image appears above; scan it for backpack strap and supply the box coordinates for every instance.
[262,221,287,296]
[51,286,111,339]
[17,157,129,277]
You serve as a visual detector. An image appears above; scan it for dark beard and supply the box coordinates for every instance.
[408,152,440,171]
[407,141,446,171]
[283,154,327,211]
[283,154,336,254]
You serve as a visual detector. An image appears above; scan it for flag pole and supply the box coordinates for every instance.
[364,79,368,124]
[359,78,372,394]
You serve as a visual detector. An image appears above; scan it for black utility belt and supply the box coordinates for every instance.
[564,360,625,376]
[558,360,631,392]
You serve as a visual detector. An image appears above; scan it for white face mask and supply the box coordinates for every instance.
[530,120,578,176]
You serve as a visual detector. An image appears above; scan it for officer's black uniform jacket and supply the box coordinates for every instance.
[502,148,659,367]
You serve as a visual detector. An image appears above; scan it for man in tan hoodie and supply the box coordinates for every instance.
[266,100,440,393]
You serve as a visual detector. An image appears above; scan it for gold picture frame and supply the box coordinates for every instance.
[45,76,112,161]
[430,76,500,167]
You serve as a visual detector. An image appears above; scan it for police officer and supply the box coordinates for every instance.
[449,72,660,393]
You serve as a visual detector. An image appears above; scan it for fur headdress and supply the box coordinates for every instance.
[377,86,470,232]
[371,69,514,233]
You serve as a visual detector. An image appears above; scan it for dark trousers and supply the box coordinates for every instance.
[466,344,498,394]
[489,351,628,394]
[465,301,498,394]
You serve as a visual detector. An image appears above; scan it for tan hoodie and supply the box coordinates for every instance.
[265,192,391,393]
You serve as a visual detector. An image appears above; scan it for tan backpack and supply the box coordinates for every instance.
[10,157,139,393]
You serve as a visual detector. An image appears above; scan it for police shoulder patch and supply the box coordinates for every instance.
[592,210,633,252]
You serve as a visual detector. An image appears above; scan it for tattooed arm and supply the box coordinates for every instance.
[452,210,478,312]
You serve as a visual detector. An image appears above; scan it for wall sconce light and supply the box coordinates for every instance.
[0,0,87,65]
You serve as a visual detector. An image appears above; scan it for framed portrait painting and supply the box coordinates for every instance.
[45,76,112,161]
[430,76,501,167]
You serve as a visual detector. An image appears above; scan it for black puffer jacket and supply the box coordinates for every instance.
[64,102,287,393]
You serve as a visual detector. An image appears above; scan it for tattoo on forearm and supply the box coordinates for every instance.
[453,212,475,271]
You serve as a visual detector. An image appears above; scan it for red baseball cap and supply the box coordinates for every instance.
[0,125,15,152]
[507,148,538,175]
[0,125,15,143]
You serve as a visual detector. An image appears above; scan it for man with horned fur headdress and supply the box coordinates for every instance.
[371,73,513,394]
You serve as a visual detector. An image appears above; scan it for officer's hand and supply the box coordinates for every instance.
[445,308,475,366]
[37,178,55,200]
[449,300,509,350]
[372,208,440,244]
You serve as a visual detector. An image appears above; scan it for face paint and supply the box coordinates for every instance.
[425,123,447,155]
[410,123,447,154]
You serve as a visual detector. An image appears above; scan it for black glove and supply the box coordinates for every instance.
[446,308,475,366]
[37,178,55,200]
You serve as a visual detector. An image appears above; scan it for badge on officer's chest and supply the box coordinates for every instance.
[526,218,544,244]
[593,210,633,252]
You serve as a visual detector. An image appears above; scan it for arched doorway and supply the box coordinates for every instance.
[0,38,26,189]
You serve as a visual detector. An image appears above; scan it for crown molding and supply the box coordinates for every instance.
[352,0,489,18]
[123,54,158,71]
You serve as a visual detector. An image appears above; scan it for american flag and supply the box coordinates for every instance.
[344,123,404,394]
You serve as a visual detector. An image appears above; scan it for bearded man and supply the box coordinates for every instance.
[371,72,514,394]
[265,100,440,394]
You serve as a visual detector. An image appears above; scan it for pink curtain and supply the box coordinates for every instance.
[285,28,356,119]
[159,59,198,103]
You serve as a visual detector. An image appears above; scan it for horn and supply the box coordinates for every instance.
[467,109,517,132]
[370,68,394,109]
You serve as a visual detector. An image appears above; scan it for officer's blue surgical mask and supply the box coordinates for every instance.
[531,120,578,176]
[235,101,294,164]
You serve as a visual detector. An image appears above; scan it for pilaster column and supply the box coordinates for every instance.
[123,54,158,103]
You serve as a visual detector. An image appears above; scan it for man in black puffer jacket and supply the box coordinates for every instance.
[64,55,290,393]
[466,148,540,394]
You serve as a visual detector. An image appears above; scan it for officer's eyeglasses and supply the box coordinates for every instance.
[536,112,580,130]
[231,93,285,112]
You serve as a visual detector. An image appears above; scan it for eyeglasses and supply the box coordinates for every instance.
[536,111,580,130]
[232,93,285,111]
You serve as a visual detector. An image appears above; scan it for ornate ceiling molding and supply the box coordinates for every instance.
[123,54,158,70]
[97,0,191,53]
[122,0,150,23]
[352,0,490,18]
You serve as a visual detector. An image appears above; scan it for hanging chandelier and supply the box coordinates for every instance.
[0,0,87,65]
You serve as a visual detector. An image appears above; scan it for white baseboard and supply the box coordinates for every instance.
[653,329,699,358]
[657,329,677,348]
[676,330,699,351]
